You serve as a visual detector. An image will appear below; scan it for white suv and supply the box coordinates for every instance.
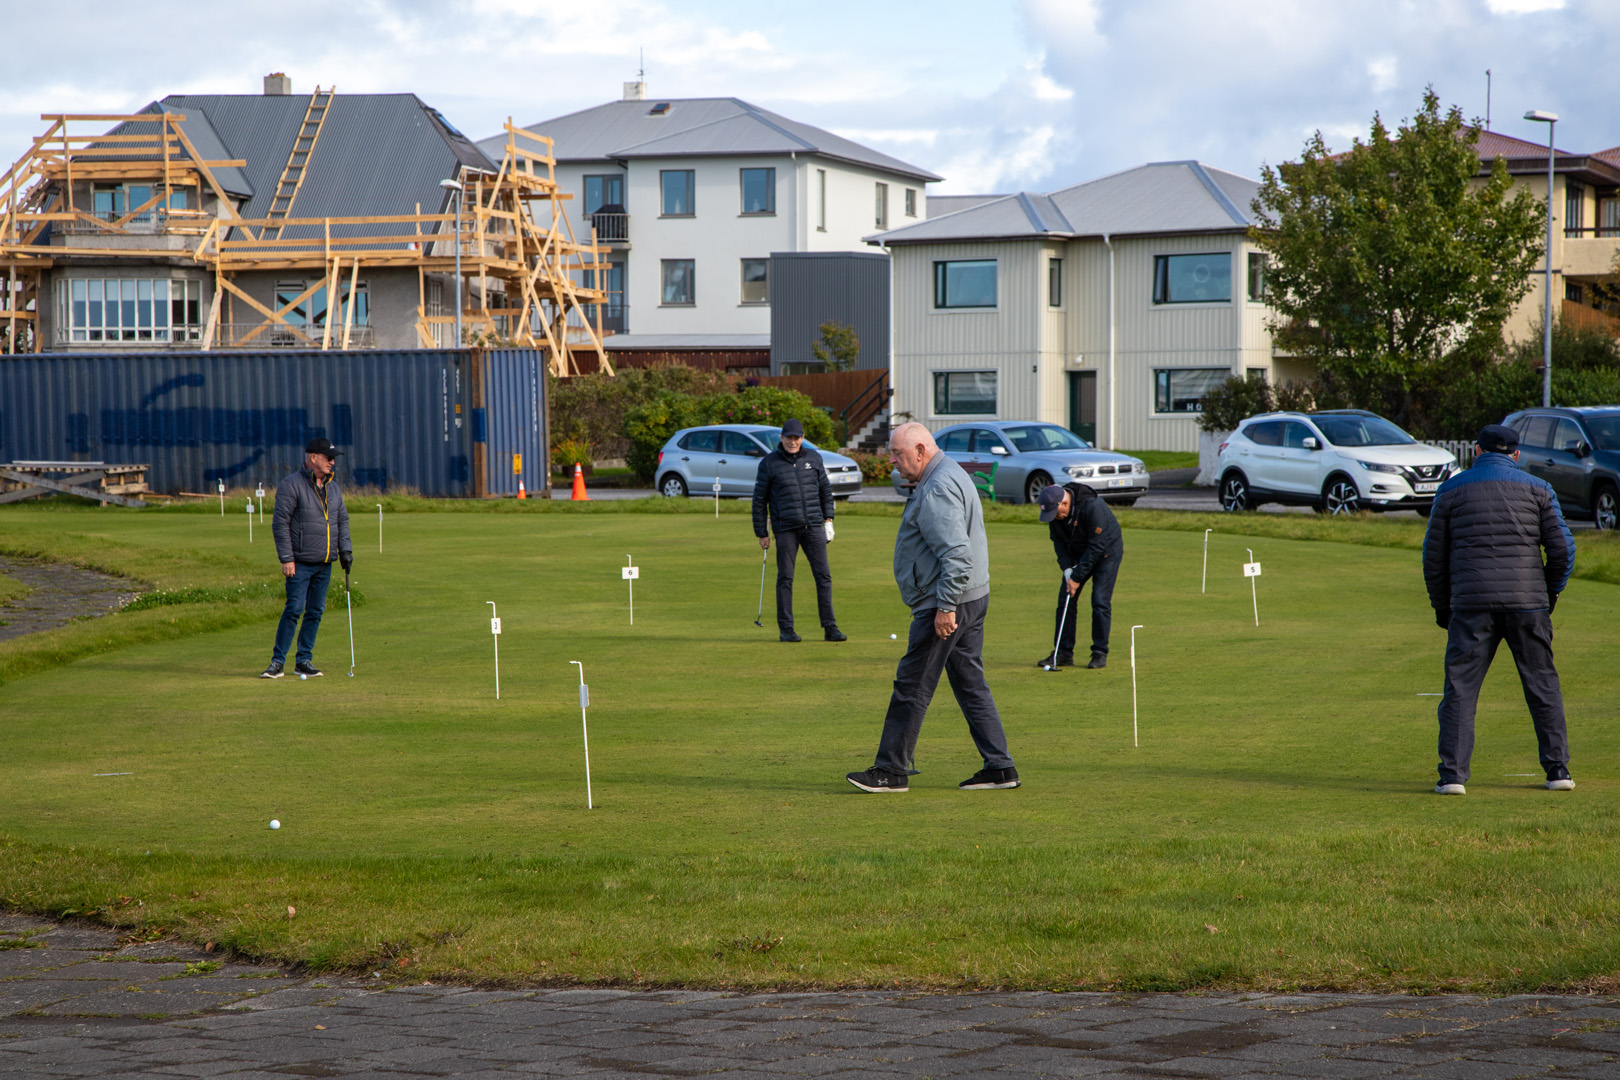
[1216,410,1458,514]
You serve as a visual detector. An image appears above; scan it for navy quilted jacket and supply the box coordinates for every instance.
[1422,451,1573,613]
[751,444,833,536]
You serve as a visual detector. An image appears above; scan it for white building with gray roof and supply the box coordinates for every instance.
[482,86,940,364]
[872,161,1306,453]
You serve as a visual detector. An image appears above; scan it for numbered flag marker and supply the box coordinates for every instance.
[570,661,595,810]
[486,601,501,700]
[490,617,502,635]
[1245,550,1261,626]
[255,485,266,524]
[623,556,638,624]
[217,478,225,516]
[246,500,255,542]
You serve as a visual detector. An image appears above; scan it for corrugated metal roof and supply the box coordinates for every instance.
[479,98,941,183]
[871,161,1259,245]
[927,194,1007,218]
[110,105,255,198]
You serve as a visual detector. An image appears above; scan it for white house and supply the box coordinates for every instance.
[872,161,1308,453]
[481,85,940,360]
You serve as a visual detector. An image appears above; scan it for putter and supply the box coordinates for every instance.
[1044,570,1075,671]
[344,570,355,677]
[753,546,768,627]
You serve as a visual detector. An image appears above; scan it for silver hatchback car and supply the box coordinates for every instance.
[655,424,864,499]
[891,421,1148,504]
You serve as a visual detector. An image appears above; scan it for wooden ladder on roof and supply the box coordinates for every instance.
[259,86,334,241]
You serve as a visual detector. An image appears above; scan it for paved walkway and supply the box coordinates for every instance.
[3,916,1616,1079]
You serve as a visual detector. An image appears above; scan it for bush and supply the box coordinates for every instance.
[1197,374,1278,432]
[551,365,740,461]
[624,385,833,481]
[848,451,893,485]
[550,439,593,474]
[623,392,709,479]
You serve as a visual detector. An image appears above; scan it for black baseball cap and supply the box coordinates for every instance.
[780,419,805,438]
[305,436,343,458]
[1477,423,1519,454]
[1037,484,1068,522]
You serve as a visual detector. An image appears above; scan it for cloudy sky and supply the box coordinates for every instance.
[1,0,1613,195]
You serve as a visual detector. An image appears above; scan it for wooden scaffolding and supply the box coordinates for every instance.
[0,106,612,375]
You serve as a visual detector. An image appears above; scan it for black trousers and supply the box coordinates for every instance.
[873,595,1014,775]
[1054,549,1121,658]
[774,524,835,632]
[1437,609,1568,785]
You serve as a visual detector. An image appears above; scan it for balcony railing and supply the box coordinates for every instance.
[1563,226,1620,238]
[589,212,629,245]
[214,323,376,349]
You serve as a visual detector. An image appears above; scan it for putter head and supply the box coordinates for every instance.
[753,619,764,628]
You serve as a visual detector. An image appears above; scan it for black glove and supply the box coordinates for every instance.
[340,552,353,574]
[1435,607,1450,630]
[1548,592,1559,614]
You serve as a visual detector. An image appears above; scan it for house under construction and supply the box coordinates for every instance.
[0,75,612,375]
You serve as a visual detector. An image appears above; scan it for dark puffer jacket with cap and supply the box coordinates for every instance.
[1422,451,1573,614]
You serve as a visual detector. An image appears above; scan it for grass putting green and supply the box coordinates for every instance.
[0,502,1616,992]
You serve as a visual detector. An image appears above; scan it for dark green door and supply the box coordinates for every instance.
[1068,371,1097,445]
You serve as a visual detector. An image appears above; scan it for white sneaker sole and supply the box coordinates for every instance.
[960,781,1021,789]
[1546,779,1575,790]
[1434,784,1466,795]
[846,777,907,793]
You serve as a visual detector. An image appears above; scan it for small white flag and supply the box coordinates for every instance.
[1243,562,1262,578]
[490,617,502,635]
[622,566,639,580]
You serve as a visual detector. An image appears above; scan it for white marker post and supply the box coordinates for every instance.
[570,660,594,810]
[1243,548,1262,627]
[246,499,254,542]
[622,555,639,625]
[1202,529,1212,593]
[486,601,501,700]
[1130,624,1145,747]
[713,478,721,517]
[256,484,266,525]
[377,504,383,554]
[217,478,225,516]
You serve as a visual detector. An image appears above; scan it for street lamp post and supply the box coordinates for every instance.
[1524,110,1558,408]
[438,177,463,347]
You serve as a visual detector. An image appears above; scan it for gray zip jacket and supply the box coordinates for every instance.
[893,451,990,614]
[272,466,352,566]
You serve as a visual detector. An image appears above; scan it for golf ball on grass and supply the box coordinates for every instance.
[269,820,280,830]
[299,673,307,680]
[890,634,897,640]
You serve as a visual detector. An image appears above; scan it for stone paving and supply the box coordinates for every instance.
[2,915,1616,1078]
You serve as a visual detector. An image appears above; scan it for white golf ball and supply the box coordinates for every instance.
[890,633,897,640]
[299,673,307,680]
[269,820,280,830]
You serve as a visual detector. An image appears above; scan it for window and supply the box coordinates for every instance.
[740,168,775,215]
[1246,367,1268,381]
[90,183,190,223]
[816,169,827,231]
[428,279,445,346]
[938,429,972,451]
[1599,194,1620,238]
[1552,418,1585,453]
[721,431,766,457]
[1002,424,1089,452]
[660,170,694,216]
[1048,257,1062,308]
[1567,281,1584,303]
[678,429,718,452]
[933,259,997,309]
[933,371,997,415]
[59,277,201,343]
[1153,253,1232,304]
[970,428,1007,453]
[1247,253,1268,301]
[1280,421,1315,449]
[1311,414,1415,446]
[1519,415,1555,449]
[1153,368,1230,412]
[1566,180,1585,233]
[583,174,623,214]
[875,182,888,229]
[905,188,917,217]
[661,259,694,305]
[1244,421,1283,446]
[275,280,368,329]
[740,259,769,304]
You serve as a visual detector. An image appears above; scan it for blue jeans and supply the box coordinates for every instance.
[273,561,332,666]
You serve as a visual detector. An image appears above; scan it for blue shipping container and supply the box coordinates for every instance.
[0,349,547,498]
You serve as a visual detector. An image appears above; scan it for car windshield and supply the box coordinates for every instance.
[1584,416,1620,451]
[1001,425,1092,453]
[1311,414,1416,447]
[748,429,819,452]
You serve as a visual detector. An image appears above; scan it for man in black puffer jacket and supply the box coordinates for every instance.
[263,437,353,679]
[1422,423,1575,795]
[1035,481,1123,668]
[751,419,844,643]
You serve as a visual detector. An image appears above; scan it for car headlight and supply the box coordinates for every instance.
[1132,461,1147,474]
[1065,465,1095,478]
[1356,461,1402,474]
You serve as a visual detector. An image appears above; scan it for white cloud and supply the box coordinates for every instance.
[1485,0,1564,13]
[1367,56,1399,95]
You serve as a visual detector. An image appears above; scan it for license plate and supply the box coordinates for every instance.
[1416,481,1438,493]
[1108,477,1130,488]
[834,473,860,484]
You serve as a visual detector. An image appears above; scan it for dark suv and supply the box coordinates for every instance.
[1502,406,1620,530]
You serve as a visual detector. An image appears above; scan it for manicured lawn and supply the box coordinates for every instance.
[1119,449,1200,472]
[0,503,1616,992]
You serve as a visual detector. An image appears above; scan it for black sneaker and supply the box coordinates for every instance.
[846,768,908,793]
[779,630,802,643]
[1035,653,1074,668]
[259,661,284,679]
[1086,653,1107,669]
[824,626,847,642]
[294,661,323,678]
[959,766,1020,790]
[1546,765,1575,791]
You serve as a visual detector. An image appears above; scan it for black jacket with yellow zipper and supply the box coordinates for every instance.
[272,465,353,566]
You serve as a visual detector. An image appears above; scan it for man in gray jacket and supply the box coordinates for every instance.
[262,437,353,679]
[846,423,1018,792]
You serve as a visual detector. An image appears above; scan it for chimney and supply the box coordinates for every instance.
[264,73,292,96]
[623,81,647,101]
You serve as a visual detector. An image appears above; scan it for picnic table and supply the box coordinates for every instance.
[0,462,150,508]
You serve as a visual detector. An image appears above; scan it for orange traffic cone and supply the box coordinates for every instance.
[571,462,589,501]
[516,480,527,500]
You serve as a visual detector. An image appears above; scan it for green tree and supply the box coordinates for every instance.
[810,321,860,372]
[1251,88,1546,426]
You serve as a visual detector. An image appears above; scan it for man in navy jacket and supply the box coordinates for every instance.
[263,437,353,679]
[751,419,843,643]
[1422,424,1574,794]
[1036,482,1123,668]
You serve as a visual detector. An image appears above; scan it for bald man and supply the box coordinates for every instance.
[846,422,1019,793]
